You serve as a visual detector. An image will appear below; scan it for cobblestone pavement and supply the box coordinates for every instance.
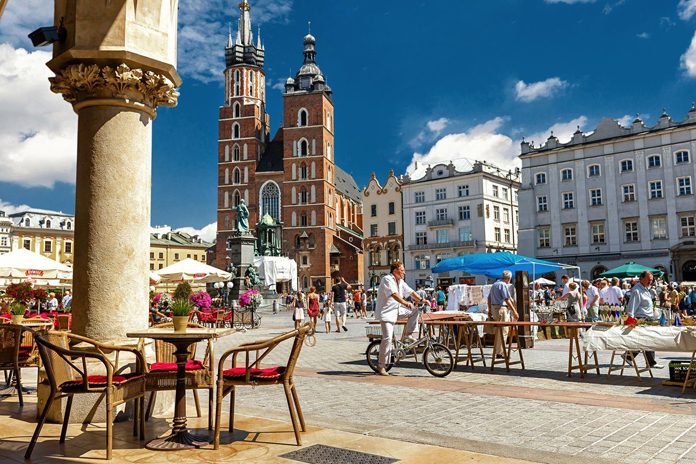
[213,307,696,464]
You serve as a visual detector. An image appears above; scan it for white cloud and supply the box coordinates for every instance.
[616,115,633,127]
[636,32,650,39]
[0,44,77,188]
[178,0,293,84]
[407,116,589,175]
[426,117,449,133]
[544,0,595,4]
[514,77,569,102]
[679,0,696,20]
[150,223,217,243]
[0,0,51,47]
[0,199,34,215]
[681,31,696,77]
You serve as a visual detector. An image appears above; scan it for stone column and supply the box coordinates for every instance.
[46,1,181,343]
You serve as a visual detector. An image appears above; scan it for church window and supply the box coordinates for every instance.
[233,168,241,184]
[261,182,280,220]
[224,216,229,230]
[292,163,297,180]
[299,139,309,156]
[244,167,248,183]
[292,212,297,227]
[233,144,240,161]
[232,123,240,139]
[224,145,229,162]
[300,187,308,204]
[311,162,316,178]
[295,234,300,248]
[298,109,308,127]
[310,185,316,203]
[300,213,308,226]
[249,72,254,96]
[224,191,230,208]
[233,102,241,118]
[326,111,332,131]
[234,71,240,96]
[233,190,241,207]
[224,168,229,184]
[300,163,308,180]
[326,143,332,161]
[291,187,297,204]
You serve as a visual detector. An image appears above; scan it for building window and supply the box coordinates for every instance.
[649,180,663,199]
[233,145,240,161]
[538,228,550,248]
[564,225,576,246]
[675,150,690,164]
[44,240,52,253]
[298,109,308,127]
[388,202,395,215]
[535,173,547,185]
[678,176,693,196]
[300,163,308,180]
[300,213,308,226]
[370,224,378,237]
[232,123,240,139]
[492,185,499,197]
[248,71,254,96]
[45,220,51,228]
[299,139,309,156]
[647,155,661,168]
[415,255,430,270]
[622,184,636,202]
[23,239,31,250]
[590,188,603,206]
[159,252,164,259]
[435,188,447,200]
[591,223,605,244]
[502,187,509,200]
[415,191,425,203]
[388,222,396,235]
[458,185,470,197]
[233,190,241,207]
[233,168,241,184]
[369,249,381,266]
[65,241,72,254]
[459,226,472,242]
[435,208,448,221]
[415,211,426,225]
[233,102,241,118]
[24,218,30,227]
[494,227,501,242]
[371,205,377,217]
[587,164,601,177]
[624,220,639,242]
[261,182,280,220]
[458,205,470,220]
[562,192,574,209]
[503,208,510,224]
[436,229,449,244]
[66,222,72,230]
[299,187,308,204]
[493,206,500,222]
[504,229,511,243]
[537,196,548,212]
[415,232,427,245]
[681,215,696,237]
[561,168,573,181]
[651,217,667,240]
[0,237,7,247]
[174,253,180,260]
[620,159,633,172]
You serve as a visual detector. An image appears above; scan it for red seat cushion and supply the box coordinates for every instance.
[60,372,143,391]
[149,360,205,372]
[18,346,33,359]
[222,365,286,381]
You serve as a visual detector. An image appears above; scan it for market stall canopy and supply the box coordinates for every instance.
[155,258,231,283]
[599,262,664,278]
[431,252,568,279]
[253,256,297,291]
[0,248,72,280]
[533,277,556,286]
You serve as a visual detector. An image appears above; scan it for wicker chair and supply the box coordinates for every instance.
[139,322,215,429]
[56,314,71,331]
[25,331,146,460]
[214,324,309,449]
[0,324,34,407]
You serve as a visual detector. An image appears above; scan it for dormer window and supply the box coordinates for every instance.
[66,221,72,230]
[298,109,308,127]
[561,168,573,181]
[24,218,30,227]
[45,220,51,228]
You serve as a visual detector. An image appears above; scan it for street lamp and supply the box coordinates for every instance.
[226,281,234,307]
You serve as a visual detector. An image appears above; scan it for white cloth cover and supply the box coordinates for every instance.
[253,256,298,291]
[446,284,492,313]
[582,326,696,352]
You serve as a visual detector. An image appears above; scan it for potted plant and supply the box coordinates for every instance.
[10,302,26,324]
[171,298,193,333]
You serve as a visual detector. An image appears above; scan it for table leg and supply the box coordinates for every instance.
[682,351,696,393]
[491,327,499,372]
[466,325,474,369]
[567,330,574,377]
[574,329,584,378]
[146,340,209,451]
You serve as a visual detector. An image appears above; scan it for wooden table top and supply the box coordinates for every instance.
[126,327,235,340]
[424,320,593,328]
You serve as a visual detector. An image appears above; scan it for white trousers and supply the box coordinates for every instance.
[378,306,420,369]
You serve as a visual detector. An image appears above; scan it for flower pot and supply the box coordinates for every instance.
[173,316,189,333]
[11,314,23,325]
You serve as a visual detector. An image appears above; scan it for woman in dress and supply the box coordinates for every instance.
[293,291,305,329]
[306,286,320,332]
[560,281,583,322]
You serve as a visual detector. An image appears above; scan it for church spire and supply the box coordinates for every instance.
[238,1,252,46]
[225,0,265,68]
[227,23,234,48]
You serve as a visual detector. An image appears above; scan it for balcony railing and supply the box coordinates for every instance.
[407,240,475,251]
[427,218,454,227]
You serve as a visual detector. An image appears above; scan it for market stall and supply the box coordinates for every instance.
[252,256,297,292]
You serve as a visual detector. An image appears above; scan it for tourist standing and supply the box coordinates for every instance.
[293,291,305,329]
[360,290,368,318]
[306,286,320,332]
[560,282,583,322]
[604,278,625,307]
[353,288,362,318]
[584,280,600,322]
[61,290,72,312]
[436,286,446,311]
[626,271,663,369]
[330,273,351,332]
[487,270,519,357]
[47,293,59,313]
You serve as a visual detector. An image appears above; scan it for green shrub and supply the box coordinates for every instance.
[174,282,192,301]
[170,298,192,317]
[10,303,26,316]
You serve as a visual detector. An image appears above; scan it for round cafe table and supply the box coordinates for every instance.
[126,327,234,451]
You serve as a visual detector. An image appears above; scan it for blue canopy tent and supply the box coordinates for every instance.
[431,252,573,280]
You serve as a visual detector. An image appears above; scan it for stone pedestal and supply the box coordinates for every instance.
[227,233,256,301]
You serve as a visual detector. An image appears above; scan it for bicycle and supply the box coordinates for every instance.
[365,306,454,377]
[304,324,317,347]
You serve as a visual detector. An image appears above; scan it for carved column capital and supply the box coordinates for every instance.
[49,63,179,117]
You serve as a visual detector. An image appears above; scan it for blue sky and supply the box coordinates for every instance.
[2,0,696,240]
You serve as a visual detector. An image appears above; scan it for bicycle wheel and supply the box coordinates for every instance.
[366,340,392,373]
[423,343,454,377]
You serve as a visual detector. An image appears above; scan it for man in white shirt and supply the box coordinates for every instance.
[585,280,600,321]
[375,261,424,376]
[603,277,624,306]
[560,275,570,297]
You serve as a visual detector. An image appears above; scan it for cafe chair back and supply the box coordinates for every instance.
[25,331,146,461]
[213,323,309,448]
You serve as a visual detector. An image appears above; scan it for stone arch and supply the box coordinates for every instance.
[298,108,308,127]
[233,144,240,161]
[298,138,309,157]
[590,265,607,280]
[233,101,241,118]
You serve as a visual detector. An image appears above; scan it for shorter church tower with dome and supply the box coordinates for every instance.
[215,1,364,292]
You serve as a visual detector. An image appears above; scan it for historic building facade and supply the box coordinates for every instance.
[9,210,76,264]
[214,1,364,291]
[362,170,403,289]
[518,108,696,281]
[401,161,520,288]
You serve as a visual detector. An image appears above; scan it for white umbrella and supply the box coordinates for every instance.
[155,258,231,283]
[0,248,72,280]
[533,277,556,286]
[149,272,162,283]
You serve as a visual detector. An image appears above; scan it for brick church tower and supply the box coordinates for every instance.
[215,2,364,291]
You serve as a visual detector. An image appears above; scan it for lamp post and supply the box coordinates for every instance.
[226,281,234,307]
[213,282,223,307]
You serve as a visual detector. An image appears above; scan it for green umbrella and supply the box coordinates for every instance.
[599,262,664,278]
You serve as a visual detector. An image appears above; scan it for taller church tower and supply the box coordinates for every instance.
[215,1,270,269]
